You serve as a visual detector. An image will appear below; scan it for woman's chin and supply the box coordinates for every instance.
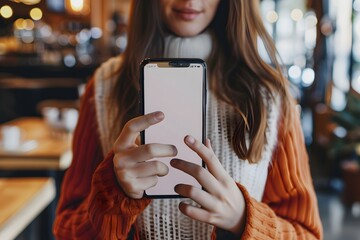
[170,27,206,38]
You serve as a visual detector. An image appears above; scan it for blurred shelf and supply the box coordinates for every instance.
[0,61,98,80]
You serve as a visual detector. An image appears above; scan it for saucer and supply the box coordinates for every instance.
[0,140,38,153]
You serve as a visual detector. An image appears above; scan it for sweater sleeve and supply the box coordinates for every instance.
[241,110,323,239]
[53,79,150,240]
[213,109,323,240]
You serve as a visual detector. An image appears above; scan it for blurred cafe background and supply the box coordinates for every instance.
[0,0,359,239]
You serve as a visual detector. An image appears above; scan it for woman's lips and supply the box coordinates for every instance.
[173,8,202,21]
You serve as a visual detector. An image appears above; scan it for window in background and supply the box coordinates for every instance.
[352,0,360,93]
[260,0,317,144]
[330,0,352,111]
[260,0,317,92]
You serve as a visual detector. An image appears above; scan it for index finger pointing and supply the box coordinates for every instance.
[115,111,164,151]
[184,135,228,181]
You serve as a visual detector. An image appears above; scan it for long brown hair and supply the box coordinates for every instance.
[111,0,293,163]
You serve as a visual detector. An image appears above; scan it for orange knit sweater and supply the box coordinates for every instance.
[53,80,323,239]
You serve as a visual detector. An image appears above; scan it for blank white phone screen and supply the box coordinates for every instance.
[143,62,205,197]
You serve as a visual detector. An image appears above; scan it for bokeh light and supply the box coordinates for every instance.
[288,65,302,84]
[0,5,13,19]
[291,9,304,21]
[302,68,315,87]
[30,8,43,21]
[266,10,279,23]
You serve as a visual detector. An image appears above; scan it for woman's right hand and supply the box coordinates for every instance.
[112,111,177,199]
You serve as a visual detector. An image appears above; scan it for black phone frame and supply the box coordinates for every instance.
[139,58,207,199]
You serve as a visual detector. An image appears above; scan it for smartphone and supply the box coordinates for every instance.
[140,58,206,198]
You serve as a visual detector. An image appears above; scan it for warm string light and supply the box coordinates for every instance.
[10,0,41,5]
[70,0,84,12]
[65,0,90,15]
[291,8,304,21]
[1,2,42,22]
[266,10,278,23]
[265,8,306,24]
[14,18,35,30]
[30,7,43,21]
[0,5,13,19]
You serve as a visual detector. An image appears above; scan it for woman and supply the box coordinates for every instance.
[54,0,323,239]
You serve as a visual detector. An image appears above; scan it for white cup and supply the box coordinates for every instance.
[62,108,79,132]
[1,126,21,151]
[42,107,60,127]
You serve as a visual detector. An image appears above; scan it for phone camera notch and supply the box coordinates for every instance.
[170,61,190,68]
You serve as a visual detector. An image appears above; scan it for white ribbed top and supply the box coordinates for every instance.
[94,31,281,240]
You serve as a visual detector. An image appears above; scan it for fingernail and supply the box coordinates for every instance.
[170,158,178,166]
[154,111,164,121]
[186,135,195,144]
[172,145,178,156]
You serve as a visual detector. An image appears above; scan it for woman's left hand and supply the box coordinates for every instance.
[170,135,246,236]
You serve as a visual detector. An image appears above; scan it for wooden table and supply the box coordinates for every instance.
[0,117,72,170]
[0,178,56,240]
